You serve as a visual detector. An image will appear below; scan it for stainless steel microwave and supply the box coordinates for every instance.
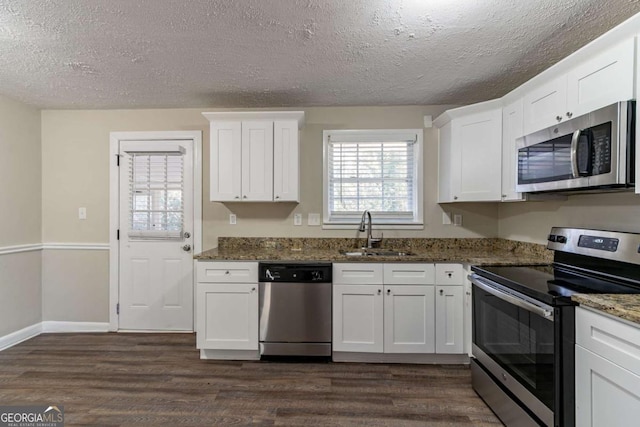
[516,101,635,193]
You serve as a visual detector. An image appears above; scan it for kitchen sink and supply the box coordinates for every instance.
[339,249,414,257]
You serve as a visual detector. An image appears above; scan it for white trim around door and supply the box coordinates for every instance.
[109,131,203,332]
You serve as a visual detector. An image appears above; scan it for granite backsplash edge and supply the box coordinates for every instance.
[216,237,553,261]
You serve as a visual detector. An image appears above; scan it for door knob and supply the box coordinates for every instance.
[182,244,191,252]
[183,231,191,238]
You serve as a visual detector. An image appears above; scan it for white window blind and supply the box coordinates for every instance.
[326,131,420,224]
[128,152,184,240]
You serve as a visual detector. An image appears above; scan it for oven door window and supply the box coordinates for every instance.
[473,285,555,411]
[518,133,573,184]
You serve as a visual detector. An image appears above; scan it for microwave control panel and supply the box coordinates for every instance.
[591,122,612,176]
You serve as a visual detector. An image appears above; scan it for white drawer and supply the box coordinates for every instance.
[383,263,435,285]
[197,261,258,283]
[435,264,463,285]
[576,307,640,377]
[333,263,383,285]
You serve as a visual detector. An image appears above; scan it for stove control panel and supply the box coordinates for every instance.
[578,235,619,252]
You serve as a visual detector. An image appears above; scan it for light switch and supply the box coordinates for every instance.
[229,214,237,225]
[294,213,302,226]
[78,207,87,220]
[442,212,451,225]
[453,214,463,226]
[308,213,321,226]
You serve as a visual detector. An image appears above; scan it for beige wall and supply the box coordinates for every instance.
[0,95,42,336]
[41,106,500,249]
[498,192,640,244]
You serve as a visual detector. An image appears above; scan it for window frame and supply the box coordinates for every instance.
[322,129,424,230]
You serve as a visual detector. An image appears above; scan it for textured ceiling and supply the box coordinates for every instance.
[1,0,639,109]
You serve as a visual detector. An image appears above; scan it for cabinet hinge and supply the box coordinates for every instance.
[116,303,120,315]
[116,154,120,166]
[117,229,120,240]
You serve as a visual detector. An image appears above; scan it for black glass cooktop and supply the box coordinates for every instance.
[471,264,640,306]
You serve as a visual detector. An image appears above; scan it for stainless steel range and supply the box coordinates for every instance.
[469,227,640,427]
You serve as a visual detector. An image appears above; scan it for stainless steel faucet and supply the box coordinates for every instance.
[359,210,383,249]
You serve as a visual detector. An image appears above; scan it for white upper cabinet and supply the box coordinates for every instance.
[273,120,300,201]
[203,111,304,202]
[523,37,635,136]
[436,101,503,203]
[522,76,567,135]
[241,121,274,201]
[501,99,524,202]
[567,38,635,119]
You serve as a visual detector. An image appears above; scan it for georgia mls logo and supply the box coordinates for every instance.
[0,405,64,427]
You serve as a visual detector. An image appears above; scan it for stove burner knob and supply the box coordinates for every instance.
[556,236,567,244]
[548,234,557,242]
[311,271,322,281]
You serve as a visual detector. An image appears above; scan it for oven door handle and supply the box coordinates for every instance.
[470,275,555,321]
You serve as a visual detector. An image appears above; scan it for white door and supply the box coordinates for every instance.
[241,120,273,201]
[523,76,567,135]
[273,120,299,202]
[118,139,194,331]
[210,121,242,201]
[384,285,435,353]
[196,283,259,350]
[332,284,384,353]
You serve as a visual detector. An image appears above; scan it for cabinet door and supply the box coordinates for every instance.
[567,38,635,119]
[383,285,435,354]
[437,121,454,203]
[523,76,567,135]
[210,121,242,201]
[333,284,384,353]
[451,108,502,201]
[196,283,258,350]
[273,120,299,202]
[435,285,464,354]
[501,99,524,202]
[576,345,640,427]
[241,121,274,201]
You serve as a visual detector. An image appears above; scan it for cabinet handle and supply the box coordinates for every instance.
[386,289,391,295]
[234,196,240,199]
[556,115,563,122]
[275,195,280,200]
[453,196,458,200]
[566,112,573,118]
[243,195,247,199]
[447,272,453,278]
[225,270,230,275]
[378,289,381,295]
[251,287,256,292]
[440,289,444,295]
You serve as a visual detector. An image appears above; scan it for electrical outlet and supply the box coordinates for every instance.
[229,214,236,225]
[78,207,87,220]
[442,212,451,225]
[453,214,463,226]
[308,213,321,226]
[294,213,302,226]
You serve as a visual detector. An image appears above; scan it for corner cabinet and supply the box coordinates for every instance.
[435,101,503,203]
[332,263,467,364]
[501,99,524,202]
[575,307,640,426]
[203,111,304,202]
[196,261,259,360]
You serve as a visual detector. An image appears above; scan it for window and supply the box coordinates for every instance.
[128,152,184,239]
[323,129,423,228]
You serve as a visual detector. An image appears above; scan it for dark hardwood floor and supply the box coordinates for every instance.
[0,333,502,426]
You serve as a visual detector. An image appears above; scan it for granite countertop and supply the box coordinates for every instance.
[194,237,553,266]
[571,294,640,325]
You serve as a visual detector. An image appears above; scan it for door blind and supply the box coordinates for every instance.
[328,139,415,220]
[128,152,184,240]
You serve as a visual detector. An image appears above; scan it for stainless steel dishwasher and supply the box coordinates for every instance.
[258,262,332,356]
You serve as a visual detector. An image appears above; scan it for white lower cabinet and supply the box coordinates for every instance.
[575,307,640,426]
[332,263,465,359]
[196,261,259,358]
[332,284,384,353]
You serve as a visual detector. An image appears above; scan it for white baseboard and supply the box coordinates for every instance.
[41,321,110,333]
[0,323,42,351]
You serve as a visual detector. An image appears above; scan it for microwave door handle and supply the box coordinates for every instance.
[570,129,581,178]
[469,275,555,321]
